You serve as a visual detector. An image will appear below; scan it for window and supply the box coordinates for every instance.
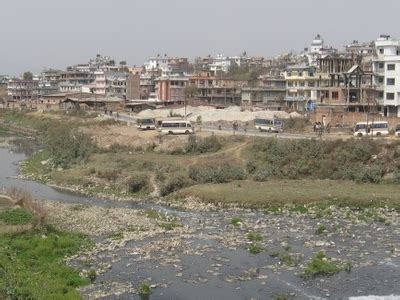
[379,48,384,54]
[332,92,339,99]
[388,64,396,71]
[387,78,395,85]
[378,77,384,84]
[379,63,384,69]
[378,91,384,99]
[308,81,315,87]
[387,92,395,100]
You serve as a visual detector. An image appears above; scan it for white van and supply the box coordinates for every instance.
[136,118,156,130]
[353,121,389,137]
[160,120,194,135]
[254,118,283,133]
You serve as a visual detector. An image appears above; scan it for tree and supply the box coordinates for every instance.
[184,85,199,119]
[22,71,33,80]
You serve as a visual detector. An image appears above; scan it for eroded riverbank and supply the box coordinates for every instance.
[1,147,400,299]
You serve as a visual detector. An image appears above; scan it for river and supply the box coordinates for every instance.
[1,146,400,300]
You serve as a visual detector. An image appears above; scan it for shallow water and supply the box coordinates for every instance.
[1,146,400,299]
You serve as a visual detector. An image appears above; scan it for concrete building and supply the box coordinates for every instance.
[284,65,320,111]
[372,35,400,117]
[59,70,94,93]
[209,54,232,75]
[188,72,246,106]
[305,34,337,66]
[144,55,189,75]
[155,74,188,102]
[139,74,156,100]
[7,78,58,101]
[241,77,286,109]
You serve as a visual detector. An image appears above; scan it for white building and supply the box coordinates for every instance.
[372,35,400,117]
[306,34,337,66]
[209,54,232,75]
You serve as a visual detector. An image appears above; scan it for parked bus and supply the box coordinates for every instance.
[136,118,156,130]
[254,118,284,133]
[353,121,389,137]
[159,120,194,135]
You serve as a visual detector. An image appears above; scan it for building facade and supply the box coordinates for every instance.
[372,35,400,117]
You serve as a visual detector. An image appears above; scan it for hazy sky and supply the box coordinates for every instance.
[1,0,400,75]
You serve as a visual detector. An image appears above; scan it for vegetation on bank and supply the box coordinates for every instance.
[3,110,400,210]
[0,188,92,299]
[0,225,91,299]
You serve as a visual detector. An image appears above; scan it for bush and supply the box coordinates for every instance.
[185,135,222,154]
[137,282,152,296]
[87,269,97,282]
[160,176,188,196]
[302,251,342,278]
[127,175,149,193]
[44,124,95,168]
[189,164,246,184]
[245,160,257,174]
[97,169,120,181]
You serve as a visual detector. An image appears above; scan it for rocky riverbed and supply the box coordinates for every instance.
[1,147,400,299]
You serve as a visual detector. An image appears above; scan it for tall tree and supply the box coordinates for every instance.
[22,71,33,80]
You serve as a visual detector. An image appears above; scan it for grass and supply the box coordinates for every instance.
[0,208,34,225]
[137,282,152,296]
[247,243,263,254]
[247,231,263,242]
[0,226,91,299]
[316,224,327,235]
[230,216,242,227]
[176,180,400,209]
[302,251,342,278]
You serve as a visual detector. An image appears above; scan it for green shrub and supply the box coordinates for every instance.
[247,243,263,254]
[230,216,242,227]
[245,160,257,174]
[127,175,149,193]
[302,251,342,278]
[44,124,95,168]
[185,135,222,154]
[137,282,152,296]
[189,164,246,184]
[87,269,97,282]
[160,176,188,196]
[97,169,121,181]
[247,231,263,241]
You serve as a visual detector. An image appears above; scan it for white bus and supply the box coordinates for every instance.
[159,120,194,135]
[136,118,156,130]
[353,121,389,137]
[395,124,400,137]
[254,118,283,133]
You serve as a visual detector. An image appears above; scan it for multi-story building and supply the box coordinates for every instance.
[284,65,321,111]
[305,34,337,66]
[241,77,286,109]
[139,74,156,100]
[314,54,375,112]
[209,54,232,75]
[372,35,400,117]
[188,72,246,106]
[155,74,188,102]
[41,69,62,89]
[59,70,94,93]
[144,55,189,75]
[7,79,57,100]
